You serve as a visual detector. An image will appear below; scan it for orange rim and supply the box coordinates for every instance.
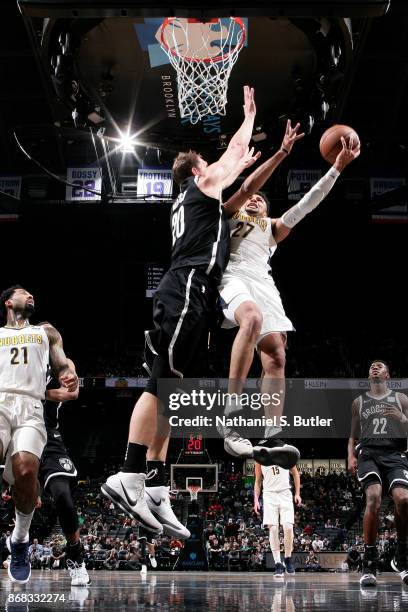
[159,17,246,64]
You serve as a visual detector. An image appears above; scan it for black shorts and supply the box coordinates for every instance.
[357,446,408,493]
[144,266,216,384]
[39,430,77,490]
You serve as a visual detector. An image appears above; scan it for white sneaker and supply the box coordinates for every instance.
[101,471,163,533]
[140,564,147,576]
[224,431,254,458]
[145,485,191,539]
[149,554,158,569]
[67,560,91,587]
[360,572,377,587]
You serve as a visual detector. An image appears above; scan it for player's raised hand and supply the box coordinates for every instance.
[281,119,305,155]
[243,85,256,119]
[237,146,261,172]
[334,135,360,171]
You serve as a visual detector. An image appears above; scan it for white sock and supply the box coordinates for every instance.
[12,509,34,544]
[269,526,281,564]
[264,425,282,439]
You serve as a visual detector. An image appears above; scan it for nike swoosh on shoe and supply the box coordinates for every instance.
[120,482,138,506]
[146,492,162,507]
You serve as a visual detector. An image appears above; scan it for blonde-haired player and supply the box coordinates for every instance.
[254,461,301,576]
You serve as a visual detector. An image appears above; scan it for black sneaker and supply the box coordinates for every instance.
[360,556,377,587]
[274,562,285,577]
[284,556,296,574]
[7,536,31,584]
[253,438,300,468]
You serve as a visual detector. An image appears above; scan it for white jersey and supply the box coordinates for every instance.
[0,325,49,400]
[261,464,291,493]
[226,211,276,277]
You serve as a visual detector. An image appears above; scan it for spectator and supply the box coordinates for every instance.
[304,552,321,572]
[346,546,361,572]
[312,535,324,552]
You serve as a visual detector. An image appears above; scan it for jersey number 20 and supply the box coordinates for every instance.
[172,206,185,246]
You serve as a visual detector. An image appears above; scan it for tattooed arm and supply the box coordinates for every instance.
[42,324,78,392]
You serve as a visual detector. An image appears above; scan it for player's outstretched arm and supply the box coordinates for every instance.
[224,120,304,216]
[42,324,79,392]
[46,358,80,402]
[347,398,361,476]
[273,135,360,244]
[199,86,256,195]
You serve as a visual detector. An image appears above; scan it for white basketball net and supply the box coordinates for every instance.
[187,485,201,501]
[159,18,246,124]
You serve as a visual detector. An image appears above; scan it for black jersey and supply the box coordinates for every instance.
[43,370,62,431]
[358,390,407,452]
[170,176,230,284]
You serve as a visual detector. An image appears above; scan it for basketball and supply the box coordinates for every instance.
[319,124,360,165]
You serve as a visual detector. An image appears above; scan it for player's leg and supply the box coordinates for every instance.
[102,269,205,537]
[253,333,299,468]
[279,492,295,574]
[101,389,163,533]
[387,455,408,584]
[263,493,284,577]
[145,438,190,539]
[360,482,382,586]
[6,401,46,585]
[229,300,263,385]
[7,450,40,584]
[390,486,408,584]
[222,299,263,458]
[268,524,284,576]
[146,538,157,568]
[138,527,158,571]
[47,476,90,586]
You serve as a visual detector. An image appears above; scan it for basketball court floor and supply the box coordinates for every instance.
[1,571,407,611]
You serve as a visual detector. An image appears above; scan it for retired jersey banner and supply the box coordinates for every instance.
[288,169,322,201]
[297,460,314,476]
[136,168,173,199]
[0,176,22,199]
[66,167,102,201]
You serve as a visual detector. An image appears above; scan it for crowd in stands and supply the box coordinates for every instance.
[1,465,400,573]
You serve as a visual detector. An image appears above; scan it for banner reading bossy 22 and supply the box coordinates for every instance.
[66,167,102,201]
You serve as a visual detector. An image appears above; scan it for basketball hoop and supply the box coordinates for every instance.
[187,484,202,501]
[158,17,246,124]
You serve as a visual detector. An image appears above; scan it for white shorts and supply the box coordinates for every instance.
[0,393,47,486]
[219,270,294,341]
[262,489,294,526]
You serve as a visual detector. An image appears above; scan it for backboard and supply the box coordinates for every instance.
[171,463,218,492]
